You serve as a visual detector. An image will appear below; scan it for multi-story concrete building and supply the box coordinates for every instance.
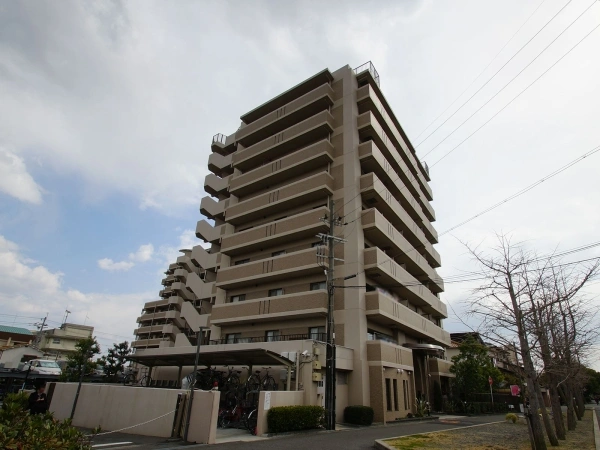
[35,323,94,360]
[131,62,452,422]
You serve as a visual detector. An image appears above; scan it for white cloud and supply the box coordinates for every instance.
[0,147,43,204]
[97,258,135,272]
[0,234,152,347]
[128,243,154,262]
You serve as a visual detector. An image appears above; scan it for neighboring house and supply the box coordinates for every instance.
[447,332,521,381]
[0,325,34,349]
[34,323,94,360]
[129,62,451,423]
[0,345,44,369]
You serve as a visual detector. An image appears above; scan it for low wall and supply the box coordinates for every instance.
[49,383,219,443]
[256,390,304,436]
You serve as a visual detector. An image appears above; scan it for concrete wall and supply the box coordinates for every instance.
[256,390,304,436]
[49,384,219,443]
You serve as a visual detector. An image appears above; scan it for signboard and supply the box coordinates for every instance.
[510,385,521,396]
[488,376,493,386]
[264,391,271,410]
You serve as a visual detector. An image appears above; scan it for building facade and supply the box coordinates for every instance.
[35,323,94,360]
[132,63,451,422]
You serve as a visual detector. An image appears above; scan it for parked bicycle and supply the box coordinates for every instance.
[246,367,276,392]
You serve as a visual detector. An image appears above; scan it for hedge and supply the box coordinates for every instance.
[267,405,324,433]
[344,405,374,425]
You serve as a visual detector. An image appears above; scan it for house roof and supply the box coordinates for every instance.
[0,325,33,336]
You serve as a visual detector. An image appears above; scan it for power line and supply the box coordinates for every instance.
[439,144,600,235]
[416,0,576,149]
[413,0,546,142]
[422,0,598,159]
[430,20,600,168]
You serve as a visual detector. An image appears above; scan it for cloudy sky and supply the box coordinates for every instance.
[1,0,599,366]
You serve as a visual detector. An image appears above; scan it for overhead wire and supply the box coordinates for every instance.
[413,0,547,141]
[422,0,598,159]
[416,0,575,149]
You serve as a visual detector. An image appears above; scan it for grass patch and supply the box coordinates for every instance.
[383,411,595,449]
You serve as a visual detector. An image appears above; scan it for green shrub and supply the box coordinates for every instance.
[267,405,324,433]
[343,405,374,425]
[0,392,91,449]
[505,413,518,423]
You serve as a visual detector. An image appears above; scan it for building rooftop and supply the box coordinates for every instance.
[0,325,33,336]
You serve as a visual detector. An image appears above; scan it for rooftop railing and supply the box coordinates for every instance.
[354,61,380,87]
[212,133,226,145]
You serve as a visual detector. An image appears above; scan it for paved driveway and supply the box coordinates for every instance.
[89,414,505,449]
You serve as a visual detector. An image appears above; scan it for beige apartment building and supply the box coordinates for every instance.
[131,62,452,422]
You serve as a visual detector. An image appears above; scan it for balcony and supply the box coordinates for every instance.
[229,139,334,197]
[240,68,333,125]
[365,292,450,346]
[354,61,380,87]
[204,174,231,198]
[142,299,169,309]
[134,325,163,336]
[200,196,228,221]
[221,206,329,256]
[195,220,225,244]
[211,290,327,326]
[363,247,447,317]
[233,110,335,172]
[366,340,414,368]
[208,152,233,176]
[359,141,435,223]
[216,247,325,290]
[361,208,442,283]
[186,273,216,301]
[357,84,431,186]
[360,173,438,252]
[429,357,453,375]
[190,245,218,270]
[211,133,235,156]
[225,171,333,225]
[210,332,327,345]
[132,338,162,349]
[358,111,432,202]
[236,83,335,147]
[168,295,184,308]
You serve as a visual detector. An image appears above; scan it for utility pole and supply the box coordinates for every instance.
[184,326,204,442]
[34,314,47,349]
[318,198,345,431]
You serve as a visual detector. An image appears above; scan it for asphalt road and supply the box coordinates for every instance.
[89,414,506,450]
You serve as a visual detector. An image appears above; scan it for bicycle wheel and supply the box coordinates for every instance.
[218,410,232,428]
[246,374,261,392]
[139,375,149,387]
[246,408,258,435]
[122,374,133,386]
[263,376,276,391]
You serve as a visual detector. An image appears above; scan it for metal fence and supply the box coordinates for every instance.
[210,333,327,345]
[353,61,380,87]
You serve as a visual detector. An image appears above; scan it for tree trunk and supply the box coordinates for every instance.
[548,381,566,440]
[559,384,576,431]
[574,387,585,420]
[534,384,558,446]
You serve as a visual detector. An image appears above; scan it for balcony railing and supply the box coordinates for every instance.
[209,332,327,345]
[421,161,429,177]
[212,133,226,145]
[354,61,380,87]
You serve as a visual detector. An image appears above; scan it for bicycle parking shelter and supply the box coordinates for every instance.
[128,347,295,389]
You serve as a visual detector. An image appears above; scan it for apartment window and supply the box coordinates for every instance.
[52,338,61,344]
[385,378,392,411]
[367,329,397,344]
[265,330,280,342]
[226,333,241,344]
[403,380,410,410]
[393,379,399,411]
[234,259,250,266]
[230,294,246,303]
[310,281,326,291]
[272,250,286,257]
[309,326,325,340]
[268,288,284,297]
